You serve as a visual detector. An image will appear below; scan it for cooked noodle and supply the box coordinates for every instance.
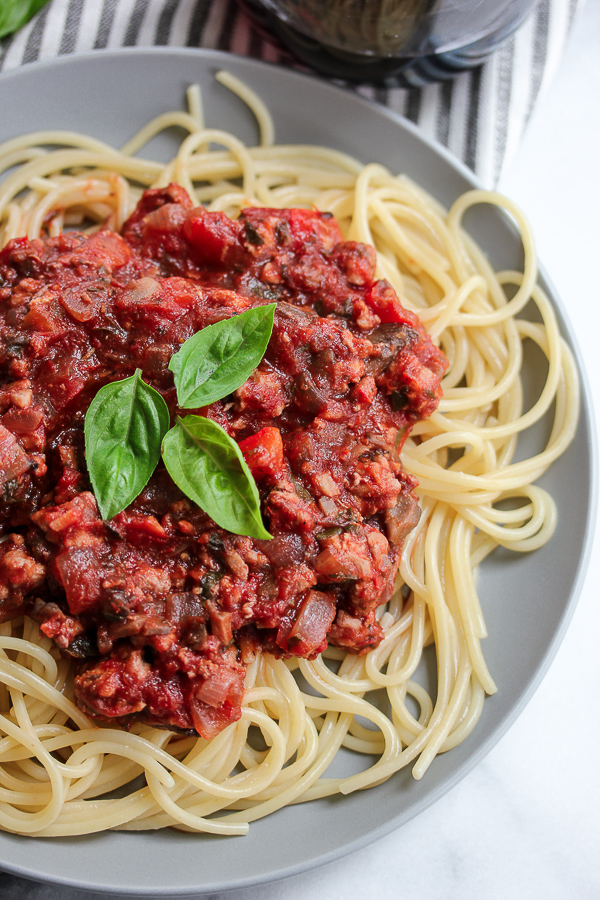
[0,75,579,835]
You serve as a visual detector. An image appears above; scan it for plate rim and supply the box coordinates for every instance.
[0,46,596,896]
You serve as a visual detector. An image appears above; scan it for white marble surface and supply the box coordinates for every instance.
[1,1,599,898]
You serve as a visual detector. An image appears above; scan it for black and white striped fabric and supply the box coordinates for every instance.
[0,0,583,184]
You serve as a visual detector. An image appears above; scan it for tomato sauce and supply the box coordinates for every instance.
[0,185,447,738]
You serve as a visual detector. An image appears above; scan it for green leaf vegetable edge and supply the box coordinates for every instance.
[169,303,276,408]
[84,306,275,537]
[0,0,52,40]
[162,416,272,540]
[84,369,170,521]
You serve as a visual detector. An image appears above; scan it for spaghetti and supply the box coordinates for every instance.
[0,74,579,836]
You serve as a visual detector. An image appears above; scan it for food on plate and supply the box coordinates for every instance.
[0,188,447,737]
[0,74,579,835]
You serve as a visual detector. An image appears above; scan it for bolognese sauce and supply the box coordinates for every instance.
[0,185,446,739]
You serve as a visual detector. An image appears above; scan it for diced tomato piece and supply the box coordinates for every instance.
[160,276,200,310]
[366,279,421,326]
[22,297,67,334]
[288,207,343,253]
[55,548,104,615]
[183,207,243,267]
[60,231,132,270]
[114,512,168,542]
[239,426,284,479]
[115,276,199,322]
[1,406,43,434]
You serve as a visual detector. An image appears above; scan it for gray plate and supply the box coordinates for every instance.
[0,48,595,896]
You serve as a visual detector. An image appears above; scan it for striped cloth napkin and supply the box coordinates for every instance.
[0,0,582,186]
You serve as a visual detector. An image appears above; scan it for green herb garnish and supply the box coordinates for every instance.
[84,369,169,522]
[84,306,275,537]
[168,303,275,408]
[0,0,51,39]
[162,416,271,540]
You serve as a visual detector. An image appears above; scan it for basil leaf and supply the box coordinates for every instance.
[162,415,272,540]
[169,303,276,409]
[0,0,51,39]
[84,369,170,521]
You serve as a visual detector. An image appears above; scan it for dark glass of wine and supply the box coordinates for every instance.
[239,0,539,86]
